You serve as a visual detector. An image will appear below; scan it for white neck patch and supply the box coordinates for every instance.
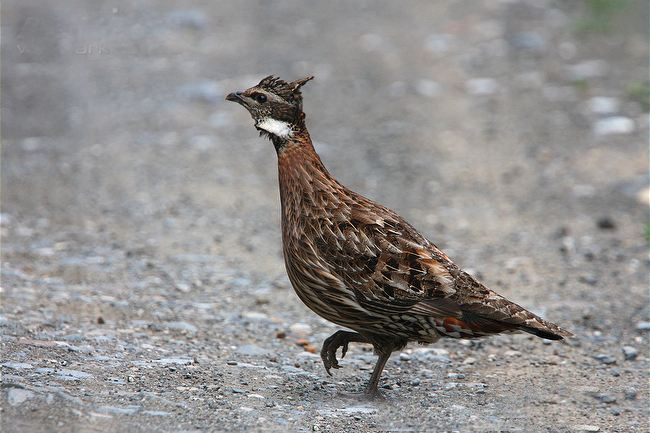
[256,118,292,138]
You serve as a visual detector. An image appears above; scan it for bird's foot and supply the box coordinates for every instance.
[320,330,365,376]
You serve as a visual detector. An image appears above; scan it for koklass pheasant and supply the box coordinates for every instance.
[226,75,571,397]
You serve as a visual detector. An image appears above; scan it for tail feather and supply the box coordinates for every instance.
[518,318,573,340]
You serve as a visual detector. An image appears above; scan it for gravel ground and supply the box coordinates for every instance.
[2,1,649,432]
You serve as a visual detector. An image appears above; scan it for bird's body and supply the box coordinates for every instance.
[226,75,572,397]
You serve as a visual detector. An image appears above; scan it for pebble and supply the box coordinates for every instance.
[567,60,608,80]
[596,217,616,230]
[596,394,616,404]
[579,275,598,286]
[425,33,452,54]
[573,425,600,432]
[510,31,545,52]
[163,321,198,333]
[593,117,635,136]
[635,321,650,331]
[593,354,616,365]
[447,373,465,379]
[56,369,94,380]
[155,358,194,365]
[624,389,637,400]
[588,97,620,115]
[288,323,312,337]
[96,405,141,415]
[463,357,476,365]
[415,79,440,98]
[2,362,34,369]
[242,311,269,321]
[621,346,638,361]
[7,388,34,406]
[399,353,411,361]
[409,378,421,386]
[142,410,170,416]
[466,78,498,96]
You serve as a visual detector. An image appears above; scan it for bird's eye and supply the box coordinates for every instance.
[254,93,267,103]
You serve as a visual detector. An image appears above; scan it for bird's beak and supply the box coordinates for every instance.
[226,91,244,103]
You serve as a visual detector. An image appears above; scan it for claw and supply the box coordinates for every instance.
[341,342,349,359]
[320,331,366,376]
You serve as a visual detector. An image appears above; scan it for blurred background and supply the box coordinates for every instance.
[2,1,649,432]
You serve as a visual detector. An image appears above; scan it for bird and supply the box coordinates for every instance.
[226,75,572,398]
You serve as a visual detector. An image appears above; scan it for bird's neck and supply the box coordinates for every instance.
[277,129,343,233]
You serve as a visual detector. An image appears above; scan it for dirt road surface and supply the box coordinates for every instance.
[2,1,648,432]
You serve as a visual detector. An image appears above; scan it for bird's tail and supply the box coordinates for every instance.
[517,316,573,340]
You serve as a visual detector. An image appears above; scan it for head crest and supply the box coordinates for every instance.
[257,75,314,108]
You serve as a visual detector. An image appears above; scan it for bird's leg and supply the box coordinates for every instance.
[364,348,391,398]
[320,330,368,375]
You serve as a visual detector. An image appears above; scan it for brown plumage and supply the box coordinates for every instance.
[226,75,572,397]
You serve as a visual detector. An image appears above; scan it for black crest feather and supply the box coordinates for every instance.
[257,75,314,109]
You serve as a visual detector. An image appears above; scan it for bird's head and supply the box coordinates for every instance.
[226,75,313,140]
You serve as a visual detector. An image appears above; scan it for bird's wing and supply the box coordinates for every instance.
[313,201,460,307]
[314,200,571,338]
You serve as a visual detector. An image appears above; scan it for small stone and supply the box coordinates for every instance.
[425,33,452,54]
[232,388,245,394]
[504,350,521,357]
[466,78,498,96]
[447,373,465,379]
[155,357,193,365]
[594,354,616,365]
[56,369,94,380]
[588,97,620,115]
[175,282,191,293]
[242,311,269,321]
[624,389,637,400]
[622,346,638,361]
[596,217,616,230]
[96,316,105,324]
[2,362,33,369]
[7,389,34,406]
[275,331,286,339]
[399,353,411,361]
[596,394,616,404]
[289,323,312,337]
[163,321,198,333]
[415,79,440,98]
[409,378,421,386]
[510,31,545,52]
[567,60,608,80]
[593,117,635,136]
[635,321,650,331]
[463,357,476,365]
[573,425,600,432]
[96,405,140,415]
[142,410,170,416]
[227,361,238,366]
[579,275,598,286]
